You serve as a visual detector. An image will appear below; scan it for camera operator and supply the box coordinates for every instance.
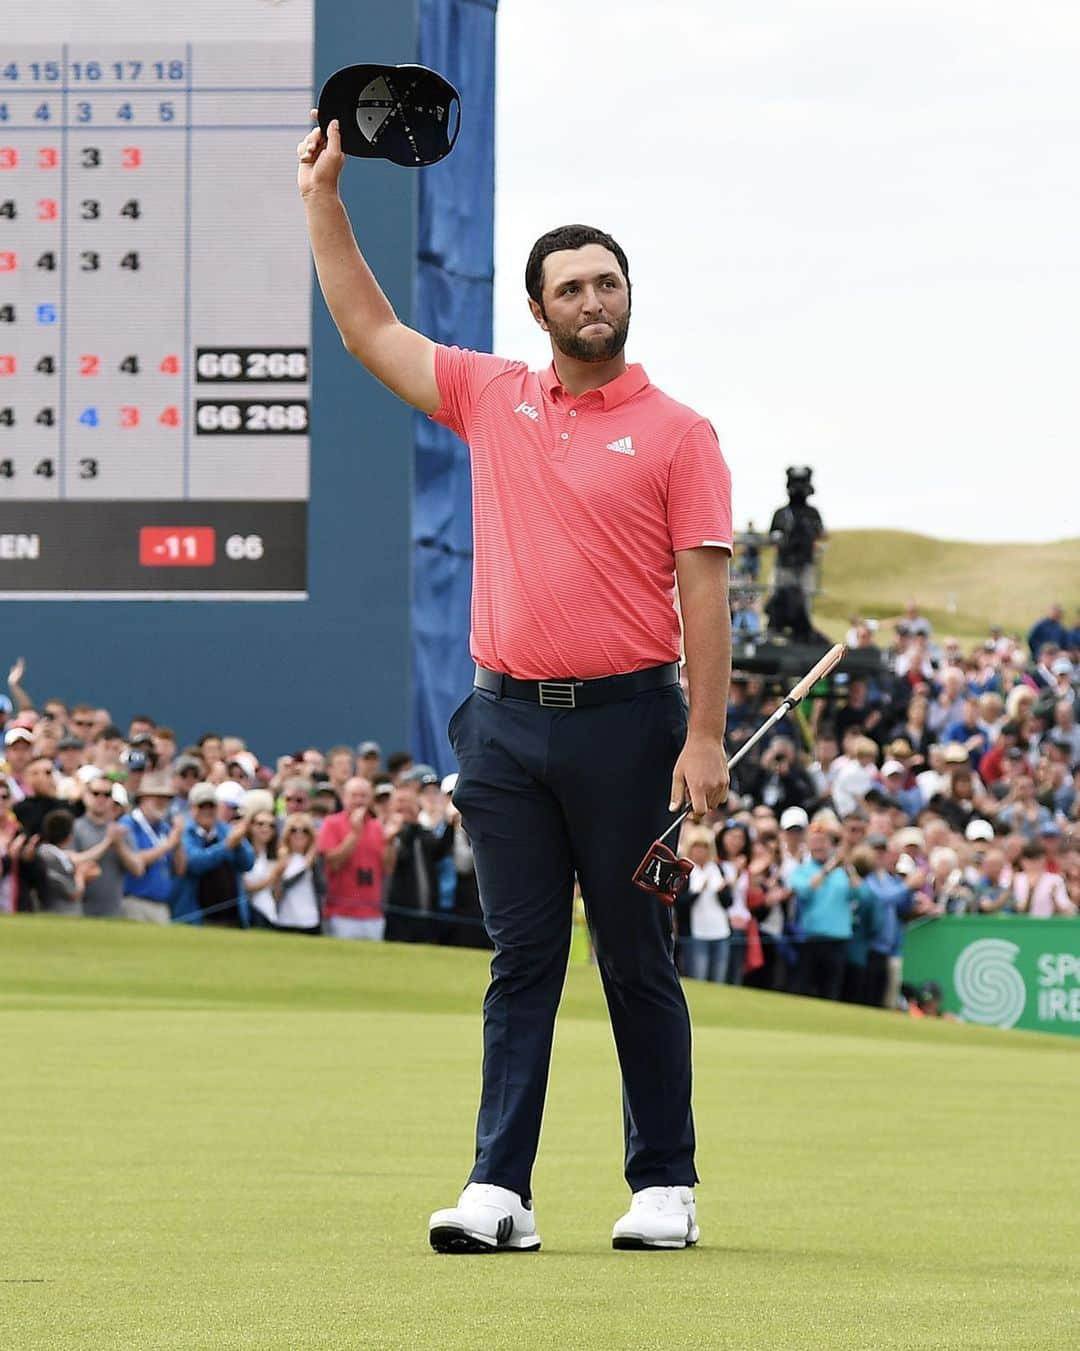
[769,466,825,601]
[741,737,814,816]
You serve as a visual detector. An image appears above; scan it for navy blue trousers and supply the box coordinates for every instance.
[449,681,698,1200]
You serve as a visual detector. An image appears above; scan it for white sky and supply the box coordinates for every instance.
[493,1,1079,542]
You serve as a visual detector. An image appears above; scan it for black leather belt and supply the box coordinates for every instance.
[474,663,679,709]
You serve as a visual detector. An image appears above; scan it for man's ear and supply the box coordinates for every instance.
[528,297,548,332]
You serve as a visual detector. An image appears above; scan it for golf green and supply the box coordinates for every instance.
[2,919,1077,1350]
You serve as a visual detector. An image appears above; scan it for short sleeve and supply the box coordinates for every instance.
[666,419,733,553]
[430,344,521,443]
[316,816,341,856]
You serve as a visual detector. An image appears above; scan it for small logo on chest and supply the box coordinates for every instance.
[514,401,540,421]
[606,436,635,456]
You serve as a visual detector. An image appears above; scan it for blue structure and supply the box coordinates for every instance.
[412,0,498,773]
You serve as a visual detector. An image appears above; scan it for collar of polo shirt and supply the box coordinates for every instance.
[539,363,650,409]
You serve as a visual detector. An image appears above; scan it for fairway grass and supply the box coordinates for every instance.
[2,920,1077,1350]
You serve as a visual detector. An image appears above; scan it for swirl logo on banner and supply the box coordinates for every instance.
[953,939,1027,1028]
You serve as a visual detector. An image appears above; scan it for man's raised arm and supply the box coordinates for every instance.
[298,113,440,415]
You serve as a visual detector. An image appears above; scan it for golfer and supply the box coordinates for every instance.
[299,117,732,1251]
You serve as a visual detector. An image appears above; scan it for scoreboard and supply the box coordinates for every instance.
[0,0,313,597]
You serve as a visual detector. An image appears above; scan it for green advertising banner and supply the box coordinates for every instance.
[904,917,1080,1039]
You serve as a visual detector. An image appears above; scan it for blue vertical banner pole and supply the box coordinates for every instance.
[411,0,498,774]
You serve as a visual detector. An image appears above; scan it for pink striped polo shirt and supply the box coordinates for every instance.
[431,345,733,681]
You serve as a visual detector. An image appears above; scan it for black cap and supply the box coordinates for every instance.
[317,64,461,167]
[918,981,943,1004]
[57,734,84,751]
[102,723,125,741]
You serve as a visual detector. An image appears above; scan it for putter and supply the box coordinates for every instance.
[632,643,847,904]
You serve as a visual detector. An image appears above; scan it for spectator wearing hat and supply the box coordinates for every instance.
[317,777,391,940]
[778,807,809,880]
[225,751,259,790]
[357,741,383,781]
[173,784,256,926]
[308,782,341,823]
[168,756,203,822]
[71,774,146,919]
[120,774,185,923]
[789,823,853,1000]
[215,779,247,823]
[3,725,34,802]
[1037,820,1066,875]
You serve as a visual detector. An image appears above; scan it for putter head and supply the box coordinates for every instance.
[632,841,694,906]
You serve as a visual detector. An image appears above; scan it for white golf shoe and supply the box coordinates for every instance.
[611,1186,700,1250]
[428,1183,542,1254]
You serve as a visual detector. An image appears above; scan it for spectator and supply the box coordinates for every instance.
[274,813,325,935]
[215,779,247,823]
[174,784,256,926]
[278,776,313,820]
[0,779,20,912]
[744,738,814,816]
[831,736,879,819]
[862,834,923,1007]
[318,777,391,941]
[120,774,185,924]
[169,756,203,820]
[357,741,383,781]
[943,696,990,770]
[789,822,853,1000]
[778,806,809,879]
[1012,841,1076,917]
[71,775,145,919]
[928,668,969,737]
[972,846,1013,914]
[889,694,934,761]
[324,746,355,798]
[3,725,34,801]
[30,809,99,915]
[746,826,792,991]
[997,776,1053,839]
[1028,605,1068,661]
[845,844,885,1004]
[682,827,731,983]
[384,782,455,943]
[243,811,286,930]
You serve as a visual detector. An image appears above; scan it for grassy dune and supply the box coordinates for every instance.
[2,919,1078,1350]
[785,530,1079,645]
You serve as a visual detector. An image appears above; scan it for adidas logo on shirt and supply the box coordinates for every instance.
[514,401,540,421]
[606,436,635,456]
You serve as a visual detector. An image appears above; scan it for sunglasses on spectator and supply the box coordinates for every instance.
[253,818,275,827]
[285,794,307,803]
[87,789,111,798]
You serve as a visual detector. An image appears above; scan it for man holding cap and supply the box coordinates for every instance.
[299,125,732,1251]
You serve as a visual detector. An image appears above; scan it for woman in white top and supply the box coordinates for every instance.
[242,811,284,929]
[682,828,731,984]
[274,813,325,935]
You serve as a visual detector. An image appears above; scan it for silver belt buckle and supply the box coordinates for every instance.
[537,680,577,708]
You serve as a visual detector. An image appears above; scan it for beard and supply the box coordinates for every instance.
[545,308,630,363]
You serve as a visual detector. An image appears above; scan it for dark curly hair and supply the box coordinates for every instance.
[525,224,630,310]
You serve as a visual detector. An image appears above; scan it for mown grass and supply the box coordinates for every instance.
[1,919,1077,1350]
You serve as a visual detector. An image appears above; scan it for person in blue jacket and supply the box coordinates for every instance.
[173,783,256,927]
[789,823,853,1000]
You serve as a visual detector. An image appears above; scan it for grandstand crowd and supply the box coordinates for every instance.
[1,599,1077,1012]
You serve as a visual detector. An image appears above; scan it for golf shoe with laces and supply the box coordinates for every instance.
[428,1183,542,1254]
[611,1186,700,1250]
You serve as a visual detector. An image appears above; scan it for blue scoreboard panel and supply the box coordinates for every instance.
[0,0,313,596]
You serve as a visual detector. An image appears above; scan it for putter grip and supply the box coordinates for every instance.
[786,643,846,704]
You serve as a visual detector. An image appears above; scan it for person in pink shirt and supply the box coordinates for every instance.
[316,777,391,940]
[300,119,732,1254]
[1012,841,1076,917]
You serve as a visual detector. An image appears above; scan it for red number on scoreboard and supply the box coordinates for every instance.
[158,406,180,427]
[0,253,16,272]
[0,356,16,375]
[37,148,59,169]
[0,148,17,169]
[120,406,140,428]
[121,147,142,169]
[37,200,59,222]
[80,355,101,376]
[159,355,180,374]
